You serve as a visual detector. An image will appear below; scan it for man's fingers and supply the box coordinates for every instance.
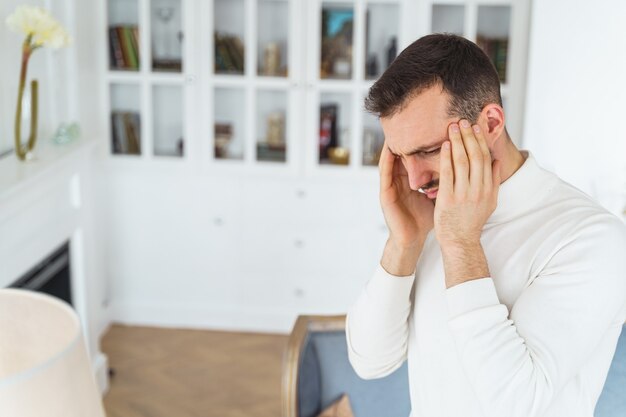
[459,120,483,190]
[439,141,453,196]
[472,124,493,190]
[492,158,502,193]
[379,143,395,192]
[448,122,468,192]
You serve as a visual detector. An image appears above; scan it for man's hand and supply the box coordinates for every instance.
[434,120,502,288]
[379,143,435,276]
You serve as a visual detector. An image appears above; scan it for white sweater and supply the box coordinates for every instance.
[346,150,626,417]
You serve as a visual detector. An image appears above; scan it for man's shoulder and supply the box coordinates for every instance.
[537,165,622,230]
[534,168,626,264]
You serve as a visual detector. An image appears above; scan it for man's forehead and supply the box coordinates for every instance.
[381,115,451,155]
[386,137,448,157]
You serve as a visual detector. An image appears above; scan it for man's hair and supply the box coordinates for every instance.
[364,33,502,122]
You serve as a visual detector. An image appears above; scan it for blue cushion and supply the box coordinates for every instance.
[595,324,626,417]
[298,334,322,417]
[298,330,411,417]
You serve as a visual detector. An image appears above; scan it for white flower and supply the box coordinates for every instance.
[6,5,70,49]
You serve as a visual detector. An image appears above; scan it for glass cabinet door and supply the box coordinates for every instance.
[256,90,288,163]
[151,0,184,72]
[213,87,246,161]
[152,84,184,157]
[110,83,142,155]
[362,107,383,166]
[365,3,399,80]
[431,4,465,35]
[107,0,140,71]
[257,0,289,77]
[214,0,246,75]
[319,91,353,166]
[320,2,355,80]
[477,5,511,84]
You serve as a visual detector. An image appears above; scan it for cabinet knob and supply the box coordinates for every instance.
[214,217,224,226]
[296,189,306,198]
[294,239,304,248]
[186,75,196,84]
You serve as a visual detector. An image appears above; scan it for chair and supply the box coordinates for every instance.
[595,323,626,417]
[281,315,410,417]
[281,316,625,417]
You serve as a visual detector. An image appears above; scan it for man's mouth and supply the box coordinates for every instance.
[424,188,438,199]
[418,187,439,199]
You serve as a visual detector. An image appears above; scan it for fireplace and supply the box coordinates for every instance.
[8,241,72,306]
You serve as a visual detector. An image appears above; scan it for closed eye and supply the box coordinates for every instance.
[418,147,441,157]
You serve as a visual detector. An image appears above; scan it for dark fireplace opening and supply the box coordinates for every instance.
[9,241,72,306]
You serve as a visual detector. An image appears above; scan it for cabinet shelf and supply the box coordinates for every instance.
[103,0,528,172]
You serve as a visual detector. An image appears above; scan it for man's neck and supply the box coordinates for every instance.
[497,138,526,184]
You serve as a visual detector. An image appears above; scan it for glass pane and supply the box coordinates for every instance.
[257,0,288,77]
[108,0,140,71]
[153,85,183,157]
[214,88,245,160]
[431,5,465,36]
[365,3,399,79]
[110,84,141,155]
[256,90,287,163]
[362,110,384,166]
[477,5,511,83]
[151,0,183,72]
[321,3,354,80]
[214,0,245,75]
[319,92,352,165]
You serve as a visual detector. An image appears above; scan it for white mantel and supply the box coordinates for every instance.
[0,138,110,394]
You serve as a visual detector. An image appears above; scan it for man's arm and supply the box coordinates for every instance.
[443,216,626,417]
[435,120,626,416]
[345,266,413,380]
[346,141,434,379]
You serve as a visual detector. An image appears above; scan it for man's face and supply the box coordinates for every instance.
[380,86,459,200]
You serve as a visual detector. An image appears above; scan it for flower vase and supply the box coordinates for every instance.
[14,43,39,161]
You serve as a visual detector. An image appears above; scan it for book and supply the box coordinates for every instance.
[215,35,236,72]
[111,111,141,154]
[214,33,244,73]
[226,36,244,71]
[112,112,127,153]
[129,26,140,67]
[123,112,141,154]
[109,27,125,68]
[111,113,121,153]
[120,26,139,69]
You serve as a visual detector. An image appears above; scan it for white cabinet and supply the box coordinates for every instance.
[100,0,530,331]
[103,0,529,169]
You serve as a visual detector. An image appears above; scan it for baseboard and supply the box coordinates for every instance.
[109,301,299,334]
[93,351,109,396]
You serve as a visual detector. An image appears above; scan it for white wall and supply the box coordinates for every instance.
[522,0,626,218]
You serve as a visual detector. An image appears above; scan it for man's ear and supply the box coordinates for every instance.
[479,104,506,146]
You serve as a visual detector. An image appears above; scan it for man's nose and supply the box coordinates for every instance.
[404,157,431,191]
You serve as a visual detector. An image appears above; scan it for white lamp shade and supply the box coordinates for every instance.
[0,289,105,417]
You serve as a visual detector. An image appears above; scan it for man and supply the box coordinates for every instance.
[346,34,626,417]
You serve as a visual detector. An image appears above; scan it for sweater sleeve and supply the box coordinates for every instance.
[346,263,415,380]
[445,217,626,417]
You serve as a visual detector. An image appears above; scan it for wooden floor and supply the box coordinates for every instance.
[101,324,289,417]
